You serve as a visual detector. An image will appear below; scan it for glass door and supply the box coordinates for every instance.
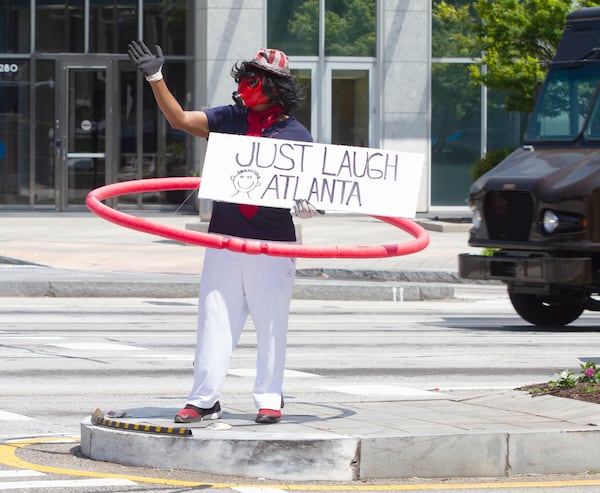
[289,61,375,146]
[326,65,373,147]
[56,59,114,209]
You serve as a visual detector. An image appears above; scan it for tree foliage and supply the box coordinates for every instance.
[433,0,600,112]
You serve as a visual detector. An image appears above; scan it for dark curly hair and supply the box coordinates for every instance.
[231,61,306,113]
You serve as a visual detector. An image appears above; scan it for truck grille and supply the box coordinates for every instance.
[483,190,534,241]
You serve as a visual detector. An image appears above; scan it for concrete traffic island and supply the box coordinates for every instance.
[81,406,360,481]
[80,392,600,481]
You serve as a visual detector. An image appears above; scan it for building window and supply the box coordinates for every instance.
[143,0,191,56]
[431,62,480,206]
[431,0,478,59]
[36,1,85,53]
[487,88,525,152]
[119,59,193,206]
[90,0,137,54]
[0,59,30,205]
[431,0,526,206]
[332,69,369,146]
[325,0,375,56]
[0,1,30,53]
[268,0,375,57]
[291,68,312,133]
[268,0,376,146]
[268,1,318,56]
[35,60,56,206]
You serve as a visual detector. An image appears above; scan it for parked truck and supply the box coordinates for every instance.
[458,7,600,326]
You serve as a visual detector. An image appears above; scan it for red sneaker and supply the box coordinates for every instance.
[255,408,282,424]
[174,401,222,423]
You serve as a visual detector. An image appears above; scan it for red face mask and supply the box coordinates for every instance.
[232,76,270,109]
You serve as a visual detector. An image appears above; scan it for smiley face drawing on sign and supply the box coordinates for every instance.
[230,169,261,198]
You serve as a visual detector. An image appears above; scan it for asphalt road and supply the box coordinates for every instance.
[3,292,600,491]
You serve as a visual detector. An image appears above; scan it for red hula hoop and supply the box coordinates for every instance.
[85,177,430,259]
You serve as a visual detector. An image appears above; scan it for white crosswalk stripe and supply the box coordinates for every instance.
[0,470,44,478]
[0,411,34,421]
[45,342,144,352]
[0,477,136,490]
[232,488,288,493]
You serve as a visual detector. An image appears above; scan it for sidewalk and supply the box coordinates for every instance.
[0,210,472,274]
[0,210,477,299]
[6,210,600,482]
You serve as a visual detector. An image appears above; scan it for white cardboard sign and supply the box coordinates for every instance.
[199,133,424,217]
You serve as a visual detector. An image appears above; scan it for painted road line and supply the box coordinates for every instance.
[0,470,45,478]
[0,336,64,340]
[228,368,321,378]
[45,342,144,351]
[0,478,136,490]
[233,488,288,493]
[0,437,206,488]
[316,383,448,398]
[6,437,600,490]
[0,411,34,421]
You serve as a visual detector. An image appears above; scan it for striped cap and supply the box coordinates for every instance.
[247,48,290,77]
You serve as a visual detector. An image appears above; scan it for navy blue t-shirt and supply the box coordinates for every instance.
[204,105,313,241]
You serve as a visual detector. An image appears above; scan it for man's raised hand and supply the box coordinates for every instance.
[128,40,164,82]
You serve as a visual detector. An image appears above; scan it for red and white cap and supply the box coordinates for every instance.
[247,48,290,77]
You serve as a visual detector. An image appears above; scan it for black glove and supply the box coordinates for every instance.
[128,40,164,82]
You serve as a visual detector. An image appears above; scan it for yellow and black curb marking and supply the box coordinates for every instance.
[92,408,192,436]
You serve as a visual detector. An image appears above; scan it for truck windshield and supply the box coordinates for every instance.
[525,63,600,142]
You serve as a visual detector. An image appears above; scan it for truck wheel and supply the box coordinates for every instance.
[508,292,584,327]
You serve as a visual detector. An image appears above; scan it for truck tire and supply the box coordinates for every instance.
[508,292,584,327]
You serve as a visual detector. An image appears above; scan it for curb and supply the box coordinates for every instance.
[80,392,600,481]
[0,265,455,300]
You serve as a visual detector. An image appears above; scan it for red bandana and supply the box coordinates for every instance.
[238,105,286,219]
[246,105,286,136]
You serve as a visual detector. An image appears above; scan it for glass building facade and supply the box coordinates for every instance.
[0,0,193,210]
[430,0,525,206]
[0,1,525,211]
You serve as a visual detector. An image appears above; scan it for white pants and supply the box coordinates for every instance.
[186,248,296,411]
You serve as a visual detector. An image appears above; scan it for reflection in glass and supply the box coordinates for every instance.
[0,60,29,204]
[268,0,318,56]
[90,0,137,53]
[325,0,375,56]
[161,62,189,204]
[487,89,524,153]
[143,0,191,55]
[67,157,105,204]
[432,0,479,58]
[431,63,480,206]
[36,1,84,52]
[35,60,56,205]
[121,61,191,206]
[0,1,30,53]
[292,69,312,133]
[268,0,375,57]
[69,70,106,154]
[332,70,369,146]
[67,69,106,204]
[585,86,600,140]
[528,63,600,141]
[118,62,147,205]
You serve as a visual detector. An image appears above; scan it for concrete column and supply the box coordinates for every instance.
[192,0,266,218]
[380,0,431,212]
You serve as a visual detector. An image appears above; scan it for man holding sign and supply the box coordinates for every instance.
[128,41,315,424]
